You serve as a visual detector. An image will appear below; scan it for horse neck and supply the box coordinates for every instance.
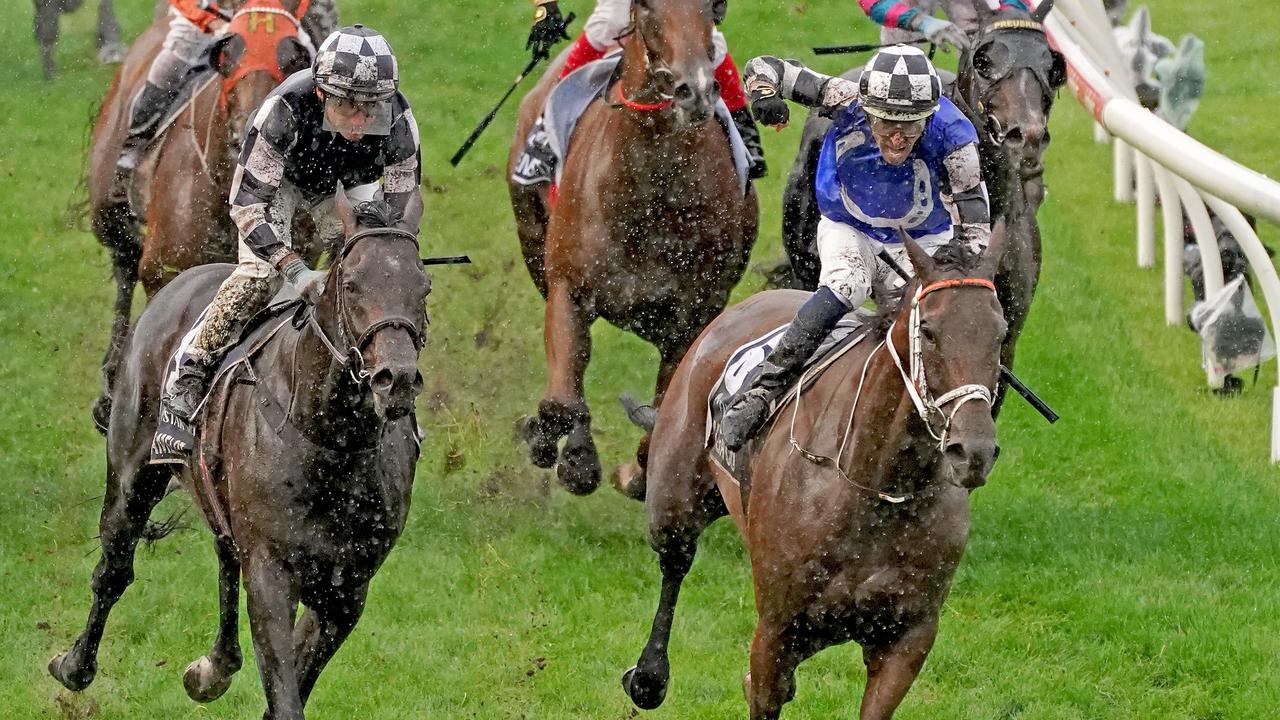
[288,290,382,450]
[833,325,944,499]
[190,82,234,186]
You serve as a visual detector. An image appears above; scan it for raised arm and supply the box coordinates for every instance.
[742,56,860,127]
[857,0,971,50]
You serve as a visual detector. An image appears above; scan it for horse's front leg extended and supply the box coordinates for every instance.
[243,550,303,720]
[858,619,939,720]
[524,281,599,493]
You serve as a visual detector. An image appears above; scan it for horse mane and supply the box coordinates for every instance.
[864,241,986,338]
[353,200,402,229]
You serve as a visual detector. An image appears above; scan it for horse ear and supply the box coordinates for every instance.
[398,191,425,235]
[210,34,246,78]
[1031,0,1054,23]
[900,231,938,284]
[978,219,1008,280]
[276,37,311,78]
[334,182,357,238]
[1048,48,1067,88]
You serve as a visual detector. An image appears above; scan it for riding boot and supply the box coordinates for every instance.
[512,116,557,186]
[729,106,767,180]
[720,287,849,451]
[150,352,216,464]
[110,82,176,206]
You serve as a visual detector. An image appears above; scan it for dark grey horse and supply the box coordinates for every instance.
[33,0,128,79]
[779,1,1063,413]
[49,191,430,719]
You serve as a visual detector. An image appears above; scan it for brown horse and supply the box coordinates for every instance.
[49,191,429,719]
[508,0,758,495]
[621,231,1006,719]
[87,0,312,430]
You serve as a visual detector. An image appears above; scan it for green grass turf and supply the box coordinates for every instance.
[2,1,1279,718]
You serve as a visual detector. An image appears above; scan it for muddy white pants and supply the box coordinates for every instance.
[583,0,728,64]
[816,217,951,308]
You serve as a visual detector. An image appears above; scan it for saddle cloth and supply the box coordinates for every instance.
[706,310,876,484]
[537,54,750,193]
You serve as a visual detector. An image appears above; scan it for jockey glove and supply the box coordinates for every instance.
[528,2,571,60]
[913,15,970,51]
[749,90,790,128]
[281,258,327,305]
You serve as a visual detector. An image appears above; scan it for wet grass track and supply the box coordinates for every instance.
[2,1,1279,718]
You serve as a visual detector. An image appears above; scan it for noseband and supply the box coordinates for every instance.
[886,278,998,451]
[307,226,427,383]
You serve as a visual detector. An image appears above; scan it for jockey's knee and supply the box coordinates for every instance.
[820,272,866,309]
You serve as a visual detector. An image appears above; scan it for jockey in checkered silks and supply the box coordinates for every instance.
[151,24,422,464]
[521,0,767,179]
[718,45,992,451]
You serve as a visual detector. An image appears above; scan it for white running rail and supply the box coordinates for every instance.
[1031,0,1280,461]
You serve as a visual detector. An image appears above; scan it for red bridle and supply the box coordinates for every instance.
[614,83,673,112]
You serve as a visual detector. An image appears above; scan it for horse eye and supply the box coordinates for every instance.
[920,325,938,343]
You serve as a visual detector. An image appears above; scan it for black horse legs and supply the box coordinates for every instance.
[243,552,303,720]
[183,536,244,702]
[623,533,698,710]
[49,463,170,691]
[293,587,368,705]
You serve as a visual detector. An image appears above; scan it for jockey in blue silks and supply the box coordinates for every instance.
[720,44,992,450]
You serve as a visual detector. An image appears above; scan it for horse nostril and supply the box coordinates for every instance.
[1003,127,1026,148]
[412,371,424,393]
[674,84,695,102]
[371,368,393,393]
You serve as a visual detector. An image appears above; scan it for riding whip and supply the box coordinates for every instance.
[874,246,1059,424]
[449,12,576,167]
[812,39,927,56]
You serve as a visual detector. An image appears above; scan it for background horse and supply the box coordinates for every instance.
[32,0,128,79]
[779,1,1061,285]
[86,0,313,430]
[623,231,1007,719]
[49,191,429,719]
[507,0,758,495]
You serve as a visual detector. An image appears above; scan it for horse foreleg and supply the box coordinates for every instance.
[183,536,243,703]
[623,532,696,710]
[49,463,170,691]
[857,620,939,720]
[95,0,126,63]
[33,0,59,80]
[745,622,804,720]
[528,282,599,493]
[293,587,367,706]
[244,550,303,720]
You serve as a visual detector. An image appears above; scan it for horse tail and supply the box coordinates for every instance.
[619,393,657,432]
[141,501,190,545]
[64,100,101,233]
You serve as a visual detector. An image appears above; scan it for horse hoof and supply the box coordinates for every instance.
[48,650,96,692]
[517,416,558,469]
[183,656,233,703]
[610,462,646,501]
[91,395,111,435]
[557,446,601,496]
[97,42,127,65]
[621,665,667,710]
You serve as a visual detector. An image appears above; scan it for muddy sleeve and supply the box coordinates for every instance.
[743,55,860,109]
[382,100,421,219]
[941,142,991,251]
[228,96,298,265]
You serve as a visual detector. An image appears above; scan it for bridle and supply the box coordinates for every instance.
[609,7,702,112]
[960,18,1064,146]
[885,279,998,450]
[788,277,999,504]
[306,227,427,383]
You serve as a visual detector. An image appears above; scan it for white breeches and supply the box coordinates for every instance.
[816,217,951,308]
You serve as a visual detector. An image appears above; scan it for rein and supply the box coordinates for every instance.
[788,277,998,504]
[305,226,426,383]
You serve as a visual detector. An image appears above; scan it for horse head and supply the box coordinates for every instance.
[209,0,312,157]
[960,0,1065,181]
[324,187,429,421]
[624,0,718,125]
[894,226,1007,489]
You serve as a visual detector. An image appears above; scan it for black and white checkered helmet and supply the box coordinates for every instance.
[313,25,398,102]
[859,44,942,122]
